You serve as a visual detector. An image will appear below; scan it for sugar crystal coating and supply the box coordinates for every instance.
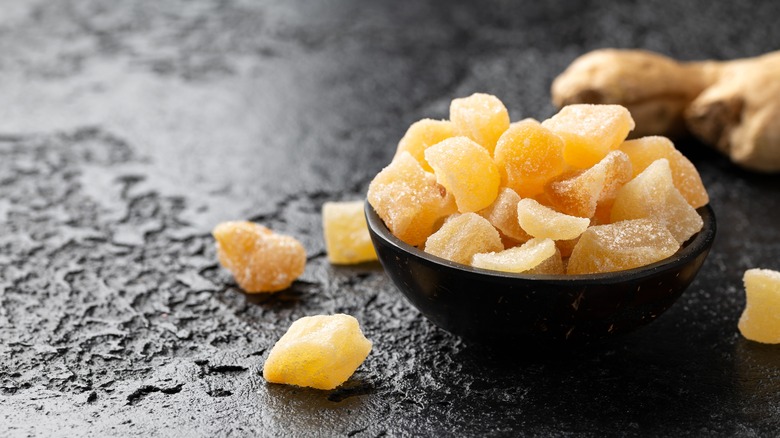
[545,150,631,218]
[619,136,709,208]
[611,159,703,243]
[425,136,500,213]
[367,152,456,246]
[516,198,590,240]
[494,119,567,197]
[213,221,306,293]
[471,238,557,273]
[527,248,565,275]
[263,314,372,390]
[542,104,635,168]
[449,93,510,154]
[738,268,780,344]
[424,213,503,265]
[567,219,679,275]
[322,201,377,264]
[477,187,531,243]
[394,119,454,172]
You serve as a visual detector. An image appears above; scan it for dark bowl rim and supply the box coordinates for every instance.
[365,201,716,286]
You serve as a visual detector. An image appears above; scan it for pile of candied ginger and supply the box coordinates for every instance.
[368,93,709,275]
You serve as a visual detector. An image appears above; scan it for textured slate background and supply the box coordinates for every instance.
[1,0,779,436]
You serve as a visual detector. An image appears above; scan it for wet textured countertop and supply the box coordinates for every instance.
[1,1,780,436]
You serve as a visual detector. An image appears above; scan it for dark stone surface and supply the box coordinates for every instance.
[1,0,779,436]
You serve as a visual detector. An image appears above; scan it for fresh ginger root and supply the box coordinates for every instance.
[552,49,780,172]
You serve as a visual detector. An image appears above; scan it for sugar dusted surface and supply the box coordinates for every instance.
[471,238,556,273]
[567,219,680,275]
[425,136,500,213]
[449,93,510,154]
[478,187,531,243]
[620,136,710,208]
[738,268,780,344]
[494,120,566,197]
[262,314,372,390]
[611,158,703,243]
[213,221,307,293]
[517,198,590,240]
[367,152,455,246]
[424,212,503,265]
[394,119,454,172]
[322,201,378,264]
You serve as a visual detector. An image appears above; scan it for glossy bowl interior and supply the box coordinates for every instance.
[366,202,716,346]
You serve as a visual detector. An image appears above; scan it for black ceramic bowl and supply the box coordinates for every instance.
[366,203,716,346]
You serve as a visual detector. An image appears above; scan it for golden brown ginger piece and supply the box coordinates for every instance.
[552,49,780,172]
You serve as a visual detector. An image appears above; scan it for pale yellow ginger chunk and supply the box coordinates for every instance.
[738,269,780,344]
[263,314,372,390]
[619,136,709,208]
[542,104,635,168]
[567,219,679,275]
[367,152,456,246]
[322,201,377,265]
[424,213,503,265]
[425,136,500,213]
[449,93,510,154]
[213,221,306,293]
[394,119,454,172]
[471,238,557,274]
[527,248,565,275]
[611,159,703,243]
[477,187,531,243]
[516,198,590,241]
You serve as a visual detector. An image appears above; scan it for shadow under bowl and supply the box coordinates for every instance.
[366,203,716,347]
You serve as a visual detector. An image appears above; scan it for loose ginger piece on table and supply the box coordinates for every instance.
[552,49,780,172]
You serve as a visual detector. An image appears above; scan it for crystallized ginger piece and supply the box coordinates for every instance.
[425,137,500,213]
[450,93,510,154]
[263,314,372,390]
[619,136,709,208]
[471,238,558,274]
[567,219,680,275]
[542,104,635,168]
[527,248,565,275]
[394,119,455,172]
[611,159,703,244]
[322,201,377,264]
[213,221,306,293]
[516,198,590,241]
[367,152,456,246]
[477,187,531,243]
[494,119,567,197]
[738,269,780,344]
[545,150,632,218]
[424,213,503,265]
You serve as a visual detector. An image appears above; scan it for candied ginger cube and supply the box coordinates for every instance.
[425,137,500,213]
[567,219,680,275]
[263,314,372,390]
[738,269,780,344]
[424,213,503,265]
[494,119,566,197]
[620,136,709,208]
[394,119,454,172]
[213,221,306,293]
[542,104,635,168]
[471,238,558,274]
[545,150,632,218]
[322,201,377,264]
[611,159,703,244]
[516,198,590,241]
[450,93,510,154]
[477,187,531,243]
[367,152,456,246]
